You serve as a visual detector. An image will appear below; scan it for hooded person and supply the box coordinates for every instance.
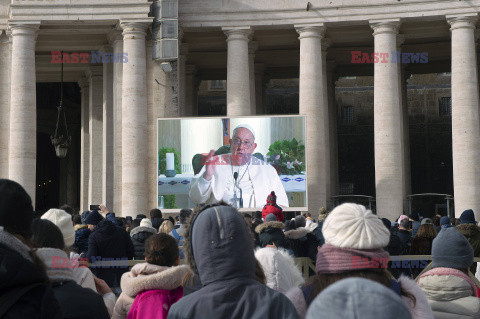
[167,204,300,319]
[0,179,63,319]
[255,213,288,249]
[150,208,165,231]
[284,216,308,257]
[31,218,111,319]
[306,277,412,319]
[130,218,157,259]
[285,203,434,319]
[417,227,480,319]
[254,246,304,293]
[261,191,284,221]
[456,209,480,274]
[72,213,90,256]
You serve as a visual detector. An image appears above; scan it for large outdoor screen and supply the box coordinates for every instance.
[157,115,307,211]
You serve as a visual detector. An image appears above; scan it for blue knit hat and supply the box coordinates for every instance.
[460,209,476,224]
[265,213,277,222]
[439,216,451,227]
[432,227,473,270]
[85,211,103,226]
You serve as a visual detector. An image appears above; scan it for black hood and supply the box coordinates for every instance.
[190,206,255,286]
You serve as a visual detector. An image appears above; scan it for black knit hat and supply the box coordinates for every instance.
[85,211,103,226]
[0,179,34,238]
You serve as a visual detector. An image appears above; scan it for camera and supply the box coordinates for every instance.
[89,204,101,211]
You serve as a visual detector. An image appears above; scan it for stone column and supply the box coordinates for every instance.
[370,21,404,221]
[146,39,158,211]
[185,64,199,116]
[109,30,123,214]
[0,30,11,178]
[447,16,480,219]
[86,67,103,206]
[296,25,329,217]
[327,61,339,200]
[254,63,266,114]
[223,27,252,116]
[321,39,332,208]
[178,43,188,115]
[8,24,39,203]
[78,78,90,211]
[400,65,411,200]
[102,45,114,209]
[121,22,149,216]
[249,41,258,115]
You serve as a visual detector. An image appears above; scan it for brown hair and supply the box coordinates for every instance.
[415,224,437,239]
[144,233,179,267]
[306,270,416,306]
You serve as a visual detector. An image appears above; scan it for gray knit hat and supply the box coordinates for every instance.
[294,215,306,228]
[306,277,411,319]
[265,213,277,222]
[432,227,474,270]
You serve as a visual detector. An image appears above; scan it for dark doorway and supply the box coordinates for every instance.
[36,132,60,211]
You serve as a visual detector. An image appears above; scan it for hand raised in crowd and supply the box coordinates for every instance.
[99,204,109,216]
[93,276,112,296]
[203,149,217,181]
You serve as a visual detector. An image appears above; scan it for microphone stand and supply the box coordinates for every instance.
[233,172,243,208]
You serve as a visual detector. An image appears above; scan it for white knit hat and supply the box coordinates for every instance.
[322,203,390,250]
[140,218,153,228]
[41,209,75,247]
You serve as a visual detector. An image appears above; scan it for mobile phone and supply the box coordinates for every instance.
[90,204,101,211]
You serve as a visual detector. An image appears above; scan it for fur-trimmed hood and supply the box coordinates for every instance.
[130,226,157,238]
[456,223,480,236]
[255,247,304,293]
[284,227,307,239]
[74,224,88,231]
[255,221,284,234]
[304,222,318,233]
[121,263,191,297]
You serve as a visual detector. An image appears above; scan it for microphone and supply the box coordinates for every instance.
[233,172,243,208]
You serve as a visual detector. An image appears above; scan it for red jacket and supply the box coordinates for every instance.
[262,204,284,222]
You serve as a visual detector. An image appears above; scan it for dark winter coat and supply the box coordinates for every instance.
[151,217,165,231]
[86,219,135,288]
[255,221,288,249]
[73,224,91,256]
[0,231,62,319]
[396,229,412,255]
[130,226,157,259]
[304,222,324,261]
[36,247,110,319]
[409,236,435,278]
[168,205,300,319]
[284,227,308,257]
[456,223,480,274]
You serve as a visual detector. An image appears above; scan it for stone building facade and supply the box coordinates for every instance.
[0,1,479,221]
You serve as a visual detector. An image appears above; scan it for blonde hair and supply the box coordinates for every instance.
[158,220,174,234]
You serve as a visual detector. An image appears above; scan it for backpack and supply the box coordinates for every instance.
[171,229,185,259]
[127,287,183,319]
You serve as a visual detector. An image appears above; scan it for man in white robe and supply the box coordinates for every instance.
[189,125,289,208]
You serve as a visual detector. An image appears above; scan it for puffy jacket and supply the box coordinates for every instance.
[168,205,300,319]
[262,204,284,221]
[87,219,134,288]
[73,224,91,256]
[112,263,191,319]
[284,227,308,257]
[255,220,288,249]
[456,223,480,274]
[418,267,480,319]
[304,222,324,262]
[0,230,62,319]
[130,226,157,259]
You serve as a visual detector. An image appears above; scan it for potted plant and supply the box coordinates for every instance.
[266,138,305,175]
[158,147,181,209]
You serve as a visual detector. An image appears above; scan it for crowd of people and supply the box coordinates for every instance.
[1,177,480,318]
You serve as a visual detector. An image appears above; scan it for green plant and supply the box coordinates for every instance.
[164,195,178,209]
[266,138,305,175]
[158,147,181,173]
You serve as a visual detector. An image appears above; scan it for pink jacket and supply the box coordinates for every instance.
[127,287,183,319]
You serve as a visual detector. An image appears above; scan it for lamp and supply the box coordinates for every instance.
[50,51,71,158]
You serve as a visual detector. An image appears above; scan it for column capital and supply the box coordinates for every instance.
[0,29,9,44]
[295,24,326,40]
[85,66,103,80]
[107,30,123,46]
[222,27,252,41]
[120,22,149,39]
[447,15,478,31]
[78,77,89,91]
[321,38,332,52]
[7,23,40,39]
[370,20,401,36]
